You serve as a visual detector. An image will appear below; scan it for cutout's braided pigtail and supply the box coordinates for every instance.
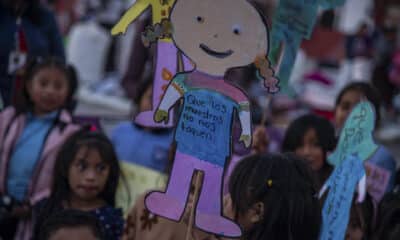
[254,55,280,94]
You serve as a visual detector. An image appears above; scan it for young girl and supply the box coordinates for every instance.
[334,82,397,201]
[33,129,124,240]
[0,57,80,240]
[281,114,336,190]
[191,153,321,240]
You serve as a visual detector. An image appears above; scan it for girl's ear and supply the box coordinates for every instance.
[250,201,264,223]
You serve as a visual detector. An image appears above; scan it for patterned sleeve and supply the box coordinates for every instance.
[170,73,187,95]
[96,207,125,240]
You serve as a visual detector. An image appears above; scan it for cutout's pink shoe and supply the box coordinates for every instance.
[195,211,242,238]
[144,191,185,221]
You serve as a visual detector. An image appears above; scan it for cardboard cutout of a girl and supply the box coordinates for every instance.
[144,0,278,237]
[112,0,192,128]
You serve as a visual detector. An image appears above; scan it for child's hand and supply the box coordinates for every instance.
[252,125,269,154]
[111,23,128,36]
[223,194,235,220]
[154,109,169,123]
[239,134,252,148]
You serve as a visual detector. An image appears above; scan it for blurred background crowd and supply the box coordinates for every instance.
[0,0,399,239]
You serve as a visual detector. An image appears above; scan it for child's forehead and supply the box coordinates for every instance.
[304,127,318,137]
[35,66,65,76]
[74,144,103,158]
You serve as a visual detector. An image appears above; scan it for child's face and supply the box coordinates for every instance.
[171,0,268,75]
[335,90,363,130]
[27,67,69,115]
[295,128,324,171]
[68,147,110,203]
[48,227,98,240]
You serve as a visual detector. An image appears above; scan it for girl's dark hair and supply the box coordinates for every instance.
[34,129,121,237]
[1,0,47,25]
[281,114,336,154]
[37,209,106,240]
[372,192,400,240]
[229,153,321,240]
[319,10,335,29]
[15,56,78,114]
[335,82,381,126]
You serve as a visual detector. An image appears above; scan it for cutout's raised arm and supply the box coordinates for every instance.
[111,0,151,35]
[154,76,185,124]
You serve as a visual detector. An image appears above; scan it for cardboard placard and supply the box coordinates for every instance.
[143,0,278,237]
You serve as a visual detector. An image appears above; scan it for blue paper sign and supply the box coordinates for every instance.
[272,0,319,39]
[270,29,302,95]
[319,0,346,9]
[328,101,378,167]
[320,155,366,240]
[269,0,346,95]
[175,89,236,167]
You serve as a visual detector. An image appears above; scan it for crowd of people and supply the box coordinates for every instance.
[0,0,399,240]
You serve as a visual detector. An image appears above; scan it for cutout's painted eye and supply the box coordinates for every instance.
[196,16,205,23]
[232,25,241,35]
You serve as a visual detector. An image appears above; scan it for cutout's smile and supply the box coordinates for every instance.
[199,44,234,59]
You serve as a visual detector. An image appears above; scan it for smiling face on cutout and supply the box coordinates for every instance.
[171,0,268,76]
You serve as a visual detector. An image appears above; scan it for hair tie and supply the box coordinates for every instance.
[267,179,273,188]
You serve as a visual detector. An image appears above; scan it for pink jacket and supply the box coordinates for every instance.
[0,107,80,240]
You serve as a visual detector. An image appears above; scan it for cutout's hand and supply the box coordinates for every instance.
[239,134,252,148]
[111,22,128,36]
[154,109,169,123]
